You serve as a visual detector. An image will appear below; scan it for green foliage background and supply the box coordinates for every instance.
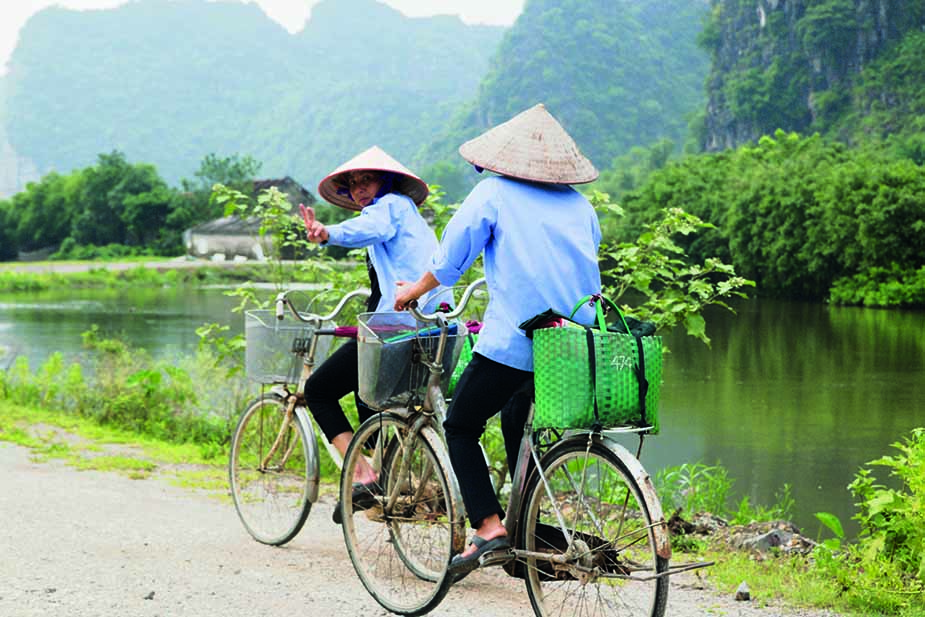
[415,0,711,200]
[610,131,925,304]
[701,0,925,153]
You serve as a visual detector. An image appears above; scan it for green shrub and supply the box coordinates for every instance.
[813,428,925,614]
[656,461,794,524]
[850,428,925,581]
[829,264,925,307]
[656,461,733,517]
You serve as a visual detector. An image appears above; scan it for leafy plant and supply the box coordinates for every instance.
[809,428,925,615]
[595,195,754,344]
[656,461,794,526]
[655,462,733,517]
[849,428,925,581]
[814,511,845,551]
[730,484,794,525]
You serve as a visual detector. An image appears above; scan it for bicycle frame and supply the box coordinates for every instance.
[400,278,488,554]
[257,287,373,495]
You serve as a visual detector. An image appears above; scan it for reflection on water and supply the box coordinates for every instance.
[1,288,923,536]
[0,287,241,368]
[632,299,925,536]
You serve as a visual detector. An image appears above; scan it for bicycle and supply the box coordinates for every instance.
[341,280,711,617]
[228,286,371,546]
[337,278,488,615]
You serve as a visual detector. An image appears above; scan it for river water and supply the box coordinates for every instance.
[1,285,922,537]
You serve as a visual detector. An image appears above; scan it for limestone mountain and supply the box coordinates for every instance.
[413,0,711,199]
[701,0,925,158]
[2,0,503,189]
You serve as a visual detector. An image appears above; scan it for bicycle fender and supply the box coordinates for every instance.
[543,434,671,561]
[293,406,321,504]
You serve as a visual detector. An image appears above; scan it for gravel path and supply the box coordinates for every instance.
[0,441,844,617]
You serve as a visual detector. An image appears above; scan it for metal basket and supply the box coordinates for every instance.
[357,312,466,410]
[244,309,334,384]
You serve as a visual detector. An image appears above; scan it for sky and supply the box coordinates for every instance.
[0,0,525,75]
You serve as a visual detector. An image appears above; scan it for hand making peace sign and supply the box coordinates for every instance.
[300,203,329,243]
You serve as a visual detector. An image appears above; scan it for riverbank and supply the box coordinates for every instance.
[0,256,272,274]
[0,257,363,294]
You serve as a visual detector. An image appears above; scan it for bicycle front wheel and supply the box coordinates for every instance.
[520,438,669,617]
[229,393,315,546]
[341,413,459,616]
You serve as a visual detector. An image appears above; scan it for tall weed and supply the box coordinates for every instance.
[813,428,925,614]
[0,327,248,458]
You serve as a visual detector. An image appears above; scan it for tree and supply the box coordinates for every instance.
[71,151,134,246]
[11,171,81,252]
[0,200,18,260]
[118,165,173,246]
[188,153,262,193]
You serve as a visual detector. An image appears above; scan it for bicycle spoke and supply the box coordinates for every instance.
[521,441,668,617]
[230,395,313,546]
[341,414,456,615]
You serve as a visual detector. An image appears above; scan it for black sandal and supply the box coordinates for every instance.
[448,535,512,582]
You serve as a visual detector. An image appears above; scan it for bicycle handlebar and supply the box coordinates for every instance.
[408,278,486,323]
[275,288,371,324]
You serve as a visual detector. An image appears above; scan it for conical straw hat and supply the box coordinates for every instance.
[458,104,598,184]
[318,145,429,211]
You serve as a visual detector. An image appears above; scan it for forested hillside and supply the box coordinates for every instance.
[3,0,503,189]
[599,0,925,307]
[701,0,925,158]
[414,0,711,199]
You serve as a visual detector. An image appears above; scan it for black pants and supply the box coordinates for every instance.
[303,339,377,442]
[443,352,533,528]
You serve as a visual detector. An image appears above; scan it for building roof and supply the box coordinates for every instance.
[189,215,262,235]
[189,176,317,236]
[252,176,317,206]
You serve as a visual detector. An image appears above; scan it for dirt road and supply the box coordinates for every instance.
[0,441,843,617]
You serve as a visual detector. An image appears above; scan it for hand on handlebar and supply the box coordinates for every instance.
[300,203,328,243]
[393,280,421,312]
[398,276,486,322]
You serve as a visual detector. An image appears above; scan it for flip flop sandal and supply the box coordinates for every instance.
[448,535,512,583]
[332,481,383,525]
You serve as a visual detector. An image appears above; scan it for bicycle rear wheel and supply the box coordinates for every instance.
[341,413,458,616]
[519,438,669,617]
[229,393,315,546]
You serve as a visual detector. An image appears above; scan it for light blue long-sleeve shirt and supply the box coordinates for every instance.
[430,176,603,371]
[325,192,447,313]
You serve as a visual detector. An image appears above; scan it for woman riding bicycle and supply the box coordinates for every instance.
[394,104,603,579]
[301,145,447,521]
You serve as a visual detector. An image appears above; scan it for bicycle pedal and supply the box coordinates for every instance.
[478,549,514,568]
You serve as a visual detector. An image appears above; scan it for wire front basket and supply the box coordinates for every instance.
[357,312,466,410]
[244,309,334,384]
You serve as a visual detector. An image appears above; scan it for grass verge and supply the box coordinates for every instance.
[0,399,227,492]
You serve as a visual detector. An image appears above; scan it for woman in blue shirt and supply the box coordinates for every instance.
[394,104,603,579]
[302,145,444,521]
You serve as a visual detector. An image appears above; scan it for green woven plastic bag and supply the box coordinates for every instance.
[448,333,477,397]
[533,296,662,433]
